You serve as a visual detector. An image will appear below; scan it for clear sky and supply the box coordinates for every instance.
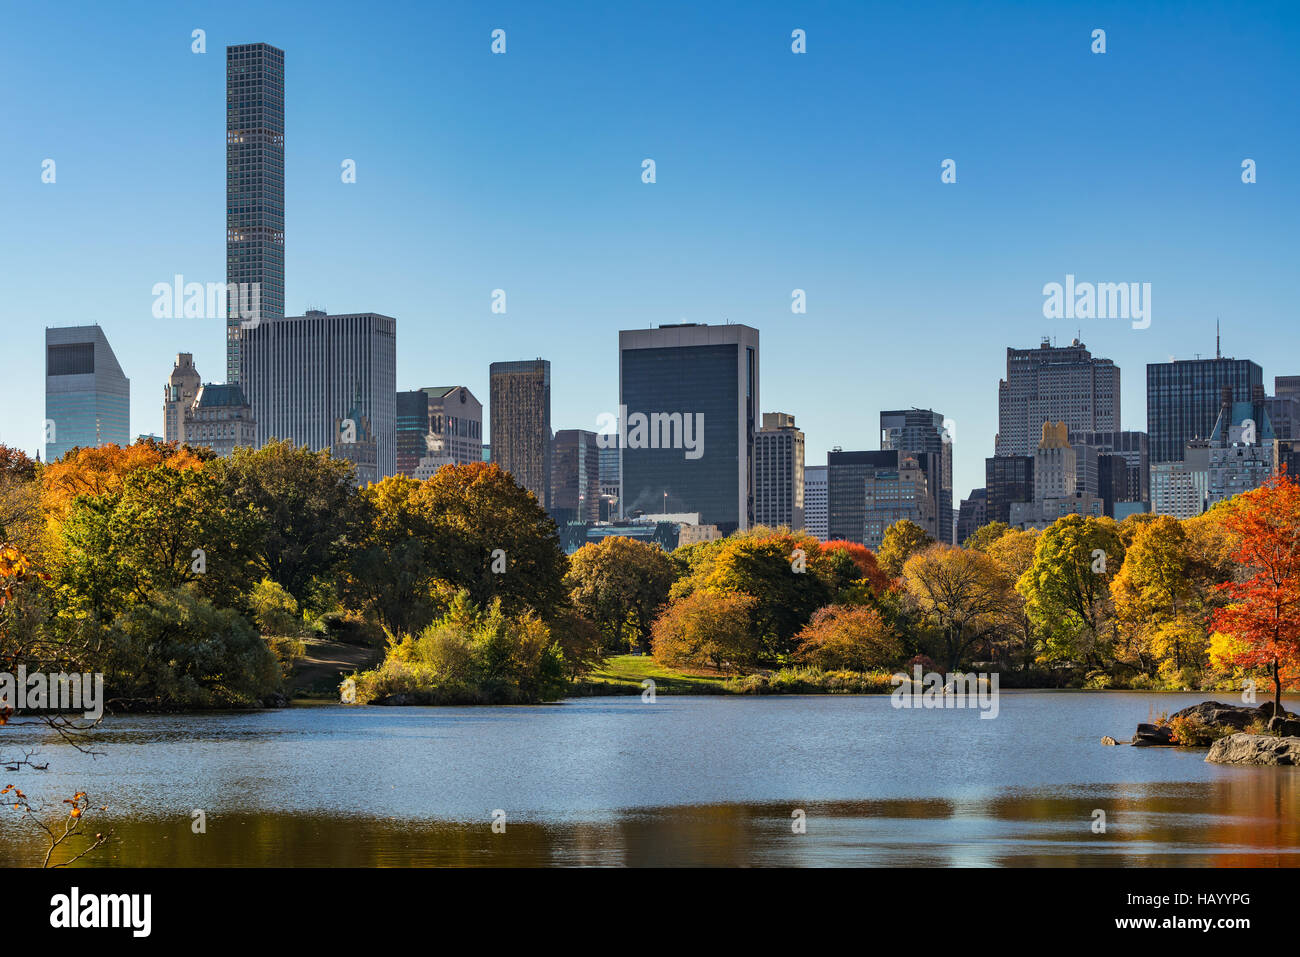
[3,0,1297,501]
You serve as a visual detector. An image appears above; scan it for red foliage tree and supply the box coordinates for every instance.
[1210,473,1300,716]
[820,540,891,595]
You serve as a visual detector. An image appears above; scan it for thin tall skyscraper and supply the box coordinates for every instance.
[490,360,552,508]
[226,42,285,382]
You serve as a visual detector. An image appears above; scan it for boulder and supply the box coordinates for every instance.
[1100,736,1119,746]
[1268,715,1300,736]
[1132,723,1175,746]
[1168,700,1261,730]
[1206,733,1300,766]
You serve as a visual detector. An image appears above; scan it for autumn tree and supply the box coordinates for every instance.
[984,527,1040,671]
[963,521,1010,553]
[650,590,760,673]
[674,528,836,657]
[1109,516,1203,678]
[565,536,675,653]
[878,519,933,579]
[902,544,1009,672]
[819,540,891,599]
[412,463,568,619]
[792,604,902,671]
[1209,474,1300,716]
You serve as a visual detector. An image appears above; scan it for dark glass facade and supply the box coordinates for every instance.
[1146,358,1263,463]
[395,390,430,477]
[985,454,1035,525]
[620,343,744,532]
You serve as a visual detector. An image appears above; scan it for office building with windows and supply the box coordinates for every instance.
[239,309,396,483]
[490,360,552,508]
[881,408,953,542]
[804,464,828,541]
[45,325,130,461]
[619,323,759,534]
[754,412,805,530]
[551,429,601,524]
[996,339,1120,457]
[1146,355,1263,464]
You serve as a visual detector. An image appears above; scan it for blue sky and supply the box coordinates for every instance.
[2,0,1297,500]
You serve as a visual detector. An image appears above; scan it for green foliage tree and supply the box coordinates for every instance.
[1017,514,1125,667]
[209,440,362,607]
[565,536,675,652]
[963,521,1010,552]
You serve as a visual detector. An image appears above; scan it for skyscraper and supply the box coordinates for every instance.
[395,390,430,477]
[45,326,130,461]
[240,310,396,483]
[226,42,285,382]
[1146,355,1263,464]
[1068,430,1150,504]
[803,464,828,541]
[996,339,1120,457]
[163,353,202,442]
[754,412,805,530]
[956,488,988,543]
[985,454,1035,525]
[424,386,483,465]
[881,408,953,543]
[490,359,552,508]
[551,429,601,523]
[827,449,940,547]
[619,323,759,534]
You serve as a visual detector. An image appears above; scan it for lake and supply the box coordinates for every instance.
[2,692,1297,866]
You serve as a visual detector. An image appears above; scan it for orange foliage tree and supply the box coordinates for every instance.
[1209,473,1300,716]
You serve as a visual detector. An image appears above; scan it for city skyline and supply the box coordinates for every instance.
[8,0,1300,503]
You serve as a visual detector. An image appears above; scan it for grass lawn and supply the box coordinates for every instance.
[575,654,730,695]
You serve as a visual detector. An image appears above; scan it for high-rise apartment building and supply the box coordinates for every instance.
[183,384,256,458]
[164,353,202,442]
[881,408,953,542]
[1146,355,1263,464]
[996,339,1120,457]
[1207,389,1275,506]
[490,360,552,508]
[551,429,601,524]
[619,323,759,534]
[226,42,285,382]
[803,465,828,541]
[1152,441,1210,518]
[45,326,130,461]
[240,310,396,484]
[754,412,805,530]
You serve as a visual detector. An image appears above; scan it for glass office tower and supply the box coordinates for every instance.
[1146,357,1263,463]
[618,323,759,534]
[45,325,130,461]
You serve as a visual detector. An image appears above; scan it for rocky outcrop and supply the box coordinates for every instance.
[1206,733,1300,765]
[1130,700,1281,747]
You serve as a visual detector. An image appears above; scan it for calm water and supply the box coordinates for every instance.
[2,692,1298,866]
